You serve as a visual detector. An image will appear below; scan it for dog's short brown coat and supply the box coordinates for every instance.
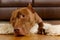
[10,4,46,36]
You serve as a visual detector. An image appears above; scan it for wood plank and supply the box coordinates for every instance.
[0,34,60,40]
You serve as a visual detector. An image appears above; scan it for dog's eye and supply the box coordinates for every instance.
[22,15,25,17]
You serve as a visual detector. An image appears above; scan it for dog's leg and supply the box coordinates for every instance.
[38,22,43,34]
[34,13,46,35]
[38,22,46,35]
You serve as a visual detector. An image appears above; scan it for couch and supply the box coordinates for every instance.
[0,0,60,24]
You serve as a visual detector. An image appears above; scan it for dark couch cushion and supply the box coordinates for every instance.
[34,7,60,20]
[0,7,60,20]
[34,0,60,7]
[0,7,17,20]
[0,0,32,7]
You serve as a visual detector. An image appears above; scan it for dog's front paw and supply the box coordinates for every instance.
[43,29,47,35]
[37,28,47,35]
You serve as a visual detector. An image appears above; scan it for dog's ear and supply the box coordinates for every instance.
[27,3,35,13]
[27,3,32,9]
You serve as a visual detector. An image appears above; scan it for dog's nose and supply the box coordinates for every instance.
[14,28,28,36]
[14,29,19,36]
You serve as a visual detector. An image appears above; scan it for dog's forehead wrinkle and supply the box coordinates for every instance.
[20,7,31,12]
[20,7,28,11]
[19,8,30,15]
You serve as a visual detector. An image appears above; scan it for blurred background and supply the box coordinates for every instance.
[0,0,60,21]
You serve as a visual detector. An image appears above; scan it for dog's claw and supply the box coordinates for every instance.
[38,29,47,35]
[43,29,47,35]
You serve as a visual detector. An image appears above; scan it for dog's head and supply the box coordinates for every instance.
[10,4,44,36]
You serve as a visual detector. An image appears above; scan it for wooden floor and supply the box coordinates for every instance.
[0,34,60,40]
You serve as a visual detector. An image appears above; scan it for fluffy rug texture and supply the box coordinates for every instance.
[43,23,60,35]
[0,22,60,35]
[30,23,60,35]
[0,22,14,34]
[0,22,38,34]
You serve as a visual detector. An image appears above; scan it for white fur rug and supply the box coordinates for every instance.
[30,23,60,36]
[0,22,60,35]
[0,22,14,34]
[43,23,60,35]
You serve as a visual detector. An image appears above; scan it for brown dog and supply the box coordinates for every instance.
[10,4,46,36]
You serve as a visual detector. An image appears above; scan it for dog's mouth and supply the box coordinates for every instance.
[14,27,29,36]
